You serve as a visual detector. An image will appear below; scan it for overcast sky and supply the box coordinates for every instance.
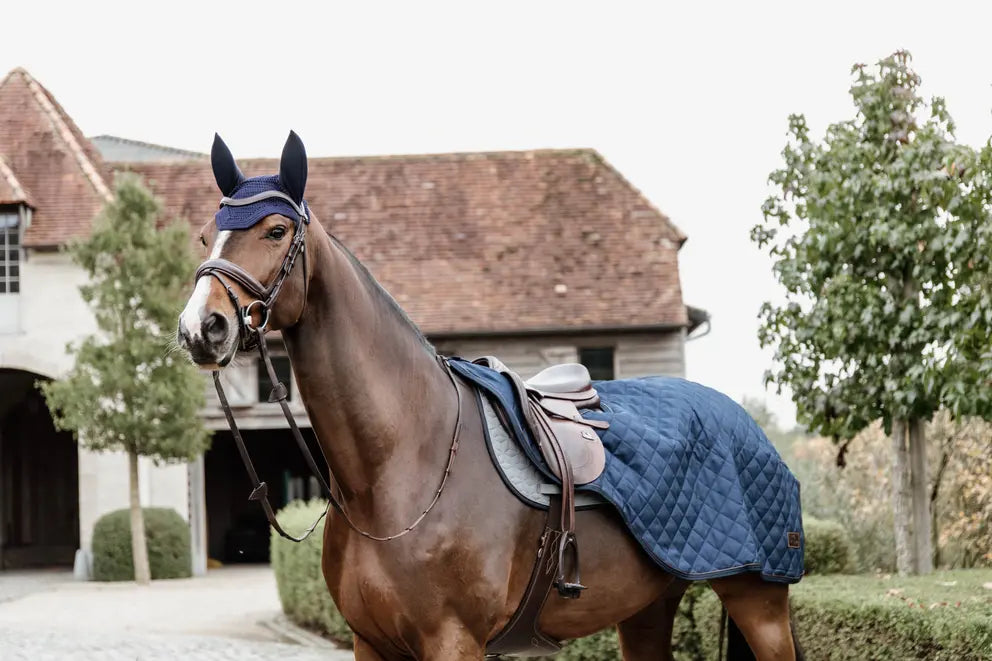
[5,1,992,428]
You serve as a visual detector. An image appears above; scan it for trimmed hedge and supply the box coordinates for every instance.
[539,572,992,661]
[270,500,992,660]
[92,507,191,581]
[791,572,992,660]
[270,499,352,646]
[804,517,856,575]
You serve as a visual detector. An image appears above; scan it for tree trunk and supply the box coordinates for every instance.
[930,445,950,569]
[908,418,932,574]
[128,450,151,585]
[890,419,913,575]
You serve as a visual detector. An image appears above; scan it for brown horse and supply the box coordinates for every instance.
[178,133,802,660]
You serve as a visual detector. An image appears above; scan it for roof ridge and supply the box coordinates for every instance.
[91,134,207,158]
[15,69,112,203]
[115,146,602,168]
[0,156,33,206]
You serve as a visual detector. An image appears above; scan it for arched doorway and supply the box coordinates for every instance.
[0,369,79,568]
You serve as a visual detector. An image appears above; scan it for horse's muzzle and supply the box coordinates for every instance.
[177,313,237,367]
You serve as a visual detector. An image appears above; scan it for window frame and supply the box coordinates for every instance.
[0,211,20,295]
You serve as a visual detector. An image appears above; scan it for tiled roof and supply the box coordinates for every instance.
[121,150,689,335]
[0,155,33,206]
[0,68,111,246]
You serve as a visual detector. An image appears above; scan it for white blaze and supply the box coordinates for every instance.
[180,230,231,338]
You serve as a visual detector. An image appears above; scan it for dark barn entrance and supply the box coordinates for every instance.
[0,369,79,569]
[205,427,324,563]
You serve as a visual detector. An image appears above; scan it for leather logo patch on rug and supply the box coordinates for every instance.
[787,532,802,549]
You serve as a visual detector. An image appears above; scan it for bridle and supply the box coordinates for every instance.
[193,191,463,543]
[195,190,310,352]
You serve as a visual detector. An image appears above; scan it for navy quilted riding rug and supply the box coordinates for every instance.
[448,358,805,584]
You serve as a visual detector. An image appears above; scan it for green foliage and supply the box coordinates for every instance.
[92,507,191,581]
[792,571,992,660]
[804,517,855,574]
[753,50,992,440]
[40,174,208,462]
[270,499,352,646]
[531,572,992,661]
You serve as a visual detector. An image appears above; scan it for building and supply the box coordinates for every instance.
[0,68,707,573]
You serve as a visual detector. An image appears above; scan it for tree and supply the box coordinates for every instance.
[41,175,209,584]
[753,51,992,575]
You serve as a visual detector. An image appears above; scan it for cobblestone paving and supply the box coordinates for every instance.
[0,626,344,660]
[0,567,353,660]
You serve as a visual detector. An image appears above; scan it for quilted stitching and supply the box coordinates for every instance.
[449,360,805,583]
[581,378,805,583]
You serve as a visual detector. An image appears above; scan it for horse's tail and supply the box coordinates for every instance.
[722,608,804,661]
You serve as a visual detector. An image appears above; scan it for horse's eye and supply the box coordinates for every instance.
[267,226,287,240]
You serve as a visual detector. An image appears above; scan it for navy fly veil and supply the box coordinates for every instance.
[448,358,805,584]
[215,175,310,230]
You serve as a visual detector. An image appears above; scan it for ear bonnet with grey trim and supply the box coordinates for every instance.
[211,131,310,229]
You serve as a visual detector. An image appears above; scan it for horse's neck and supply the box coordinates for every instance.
[283,229,457,523]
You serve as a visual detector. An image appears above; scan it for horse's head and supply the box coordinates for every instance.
[178,132,312,368]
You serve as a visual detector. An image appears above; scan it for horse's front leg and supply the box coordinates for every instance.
[355,635,405,661]
[419,619,486,660]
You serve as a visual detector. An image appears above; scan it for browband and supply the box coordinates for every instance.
[220,190,309,223]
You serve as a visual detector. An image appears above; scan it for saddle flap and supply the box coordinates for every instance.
[532,397,606,486]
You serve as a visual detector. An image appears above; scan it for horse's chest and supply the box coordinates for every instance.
[323,520,503,643]
[323,527,438,637]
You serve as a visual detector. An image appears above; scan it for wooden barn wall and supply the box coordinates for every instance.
[433,329,686,380]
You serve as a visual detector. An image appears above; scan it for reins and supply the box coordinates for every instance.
[197,197,462,543]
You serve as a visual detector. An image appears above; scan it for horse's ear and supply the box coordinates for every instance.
[279,130,308,205]
[211,133,245,196]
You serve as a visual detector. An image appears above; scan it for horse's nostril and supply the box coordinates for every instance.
[202,313,229,343]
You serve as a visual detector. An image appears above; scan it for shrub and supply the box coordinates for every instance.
[270,499,352,646]
[791,571,992,660]
[536,571,992,661]
[803,517,856,575]
[92,507,191,581]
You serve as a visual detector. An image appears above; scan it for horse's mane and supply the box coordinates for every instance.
[326,229,436,356]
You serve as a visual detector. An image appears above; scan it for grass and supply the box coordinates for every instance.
[794,569,992,623]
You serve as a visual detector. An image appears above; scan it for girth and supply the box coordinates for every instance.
[479,357,610,657]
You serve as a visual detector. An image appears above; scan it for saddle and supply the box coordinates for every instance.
[476,357,609,657]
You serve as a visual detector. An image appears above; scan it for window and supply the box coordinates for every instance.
[579,347,615,381]
[258,355,293,402]
[0,213,19,294]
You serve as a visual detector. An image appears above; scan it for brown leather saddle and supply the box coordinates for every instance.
[476,357,610,657]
